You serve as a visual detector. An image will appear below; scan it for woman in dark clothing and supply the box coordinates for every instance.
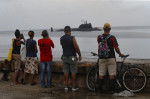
[12,29,25,84]
[22,31,38,85]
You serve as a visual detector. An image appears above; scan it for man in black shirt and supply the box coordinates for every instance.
[60,26,82,92]
[97,23,124,93]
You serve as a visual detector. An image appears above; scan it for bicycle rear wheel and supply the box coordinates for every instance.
[123,67,147,92]
[86,66,98,91]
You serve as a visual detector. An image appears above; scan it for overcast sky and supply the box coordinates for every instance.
[0,0,150,31]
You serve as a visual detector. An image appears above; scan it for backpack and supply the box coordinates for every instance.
[98,35,111,58]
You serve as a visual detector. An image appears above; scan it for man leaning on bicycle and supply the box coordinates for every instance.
[97,23,124,94]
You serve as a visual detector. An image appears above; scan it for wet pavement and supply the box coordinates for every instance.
[0,80,150,99]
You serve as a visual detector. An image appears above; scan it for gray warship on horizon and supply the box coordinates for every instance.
[53,21,102,32]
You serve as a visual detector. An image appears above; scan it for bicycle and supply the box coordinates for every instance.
[86,52,147,92]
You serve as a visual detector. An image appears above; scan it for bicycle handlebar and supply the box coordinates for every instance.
[120,54,130,58]
[91,52,129,59]
[91,52,98,56]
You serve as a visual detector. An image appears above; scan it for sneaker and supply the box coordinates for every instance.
[110,90,116,94]
[47,86,52,88]
[21,78,26,85]
[72,87,79,92]
[41,86,47,88]
[64,86,69,91]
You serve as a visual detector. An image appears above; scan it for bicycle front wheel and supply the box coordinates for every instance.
[123,67,147,92]
[86,66,98,91]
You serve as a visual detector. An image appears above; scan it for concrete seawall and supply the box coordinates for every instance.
[0,58,150,89]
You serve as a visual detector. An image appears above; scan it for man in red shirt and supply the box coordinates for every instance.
[38,30,54,88]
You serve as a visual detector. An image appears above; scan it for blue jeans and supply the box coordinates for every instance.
[40,61,52,87]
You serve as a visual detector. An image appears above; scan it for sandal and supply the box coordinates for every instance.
[31,82,36,86]
[21,78,26,85]
[15,81,20,85]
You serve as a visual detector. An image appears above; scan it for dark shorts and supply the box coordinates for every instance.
[62,56,78,73]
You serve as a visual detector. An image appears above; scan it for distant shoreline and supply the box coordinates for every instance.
[0,26,150,32]
[1,57,150,64]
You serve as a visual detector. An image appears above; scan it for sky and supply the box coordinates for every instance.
[0,0,150,31]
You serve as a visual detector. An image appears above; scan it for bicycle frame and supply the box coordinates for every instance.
[92,52,129,86]
[90,52,128,88]
[88,52,147,92]
[116,56,130,88]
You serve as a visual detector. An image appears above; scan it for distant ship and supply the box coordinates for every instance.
[55,21,102,32]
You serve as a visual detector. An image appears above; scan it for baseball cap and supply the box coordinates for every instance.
[64,26,71,32]
[103,23,111,29]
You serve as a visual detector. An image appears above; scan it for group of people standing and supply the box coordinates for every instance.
[11,26,82,92]
[11,23,124,93]
[12,29,55,88]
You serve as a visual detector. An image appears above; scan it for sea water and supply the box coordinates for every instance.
[0,26,150,59]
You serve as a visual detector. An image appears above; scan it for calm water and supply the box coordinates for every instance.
[1,26,150,59]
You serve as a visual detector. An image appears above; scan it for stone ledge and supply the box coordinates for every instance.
[0,58,150,75]
[0,58,150,89]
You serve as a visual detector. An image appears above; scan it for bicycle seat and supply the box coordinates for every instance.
[121,55,129,58]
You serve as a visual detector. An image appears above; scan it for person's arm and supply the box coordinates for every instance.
[115,47,124,57]
[111,36,124,57]
[38,40,40,46]
[16,41,25,46]
[73,37,82,61]
[97,35,101,43]
[22,37,25,44]
[50,40,54,48]
[20,34,25,45]
[34,42,38,53]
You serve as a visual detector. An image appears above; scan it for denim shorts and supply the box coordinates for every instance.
[62,56,78,73]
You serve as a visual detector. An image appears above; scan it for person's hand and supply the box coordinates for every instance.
[79,56,82,61]
[20,34,24,39]
[119,53,124,57]
[22,35,24,39]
